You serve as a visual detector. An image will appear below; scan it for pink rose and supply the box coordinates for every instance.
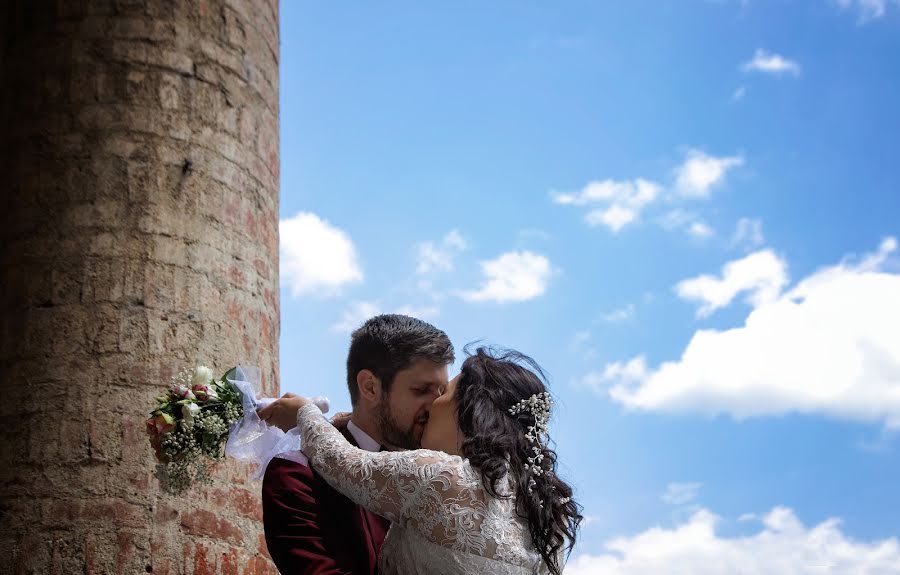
[171,384,195,400]
[147,413,175,435]
[191,383,218,402]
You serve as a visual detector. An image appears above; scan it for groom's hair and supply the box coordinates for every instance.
[346,314,454,405]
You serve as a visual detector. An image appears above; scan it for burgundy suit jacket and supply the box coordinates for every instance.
[262,425,390,575]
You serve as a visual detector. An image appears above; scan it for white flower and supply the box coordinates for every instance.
[192,366,214,388]
[182,402,201,426]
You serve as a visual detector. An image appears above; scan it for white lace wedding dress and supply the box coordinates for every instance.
[296,404,555,574]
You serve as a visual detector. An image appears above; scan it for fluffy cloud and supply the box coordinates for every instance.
[675,249,789,317]
[416,229,467,275]
[551,179,663,232]
[460,250,552,303]
[566,506,900,575]
[688,222,715,239]
[554,151,742,234]
[280,212,363,297]
[579,356,649,392]
[742,49,801,76]
[675,150,744,198]
[590,238,900,428]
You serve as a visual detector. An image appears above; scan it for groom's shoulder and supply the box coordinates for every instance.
[262,423,357,495]
[264,456,314,483]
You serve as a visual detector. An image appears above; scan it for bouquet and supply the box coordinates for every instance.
[146,365,245,494]
[147,365,329,494]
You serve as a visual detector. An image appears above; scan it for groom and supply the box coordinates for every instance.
[260,314,455,574]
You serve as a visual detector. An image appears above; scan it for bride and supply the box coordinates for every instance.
[262,347,581,574]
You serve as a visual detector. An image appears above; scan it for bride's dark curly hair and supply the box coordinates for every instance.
[453,346,582,575]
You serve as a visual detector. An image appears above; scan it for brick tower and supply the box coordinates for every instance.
[0,1,280,573]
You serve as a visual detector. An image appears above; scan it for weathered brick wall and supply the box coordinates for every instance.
[0,1,280,573]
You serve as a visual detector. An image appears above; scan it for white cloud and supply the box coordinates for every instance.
[675,249,789,317]
[416,229,467,275]
[730,218,766,250]
[688,222,715,239]
[579,356,649,393]
[732,86,746,101]
[280,212,363,297]
[675,150,744,199]
[662,482,703,506]
[594,238,900,429]
[554,151,741,234]
[552,179,663,232]
[331,302,441,333]
[551,179,654,207]
[460,250,552,303]
[837,0,900,21]
[586,204,637,232]
[742,49,801,76]
[567,506,900,575]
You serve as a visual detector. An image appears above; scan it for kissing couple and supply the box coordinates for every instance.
[257,314,582,574]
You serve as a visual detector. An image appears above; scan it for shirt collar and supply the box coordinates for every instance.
[347,419,381,452]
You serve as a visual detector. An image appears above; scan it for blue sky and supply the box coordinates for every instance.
[277,1,900,571]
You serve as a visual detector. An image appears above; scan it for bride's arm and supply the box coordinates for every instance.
[296,403,477,525]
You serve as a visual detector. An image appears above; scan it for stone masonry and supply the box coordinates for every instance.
[0,1,280,573]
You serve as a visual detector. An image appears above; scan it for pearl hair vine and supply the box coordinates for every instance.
[508,391,553,493]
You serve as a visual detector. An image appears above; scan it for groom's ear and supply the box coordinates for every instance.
[356,369,382,404]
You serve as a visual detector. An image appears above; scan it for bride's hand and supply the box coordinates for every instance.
[256,393,309,432]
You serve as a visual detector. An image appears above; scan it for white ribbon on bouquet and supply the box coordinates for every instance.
[223,365,329,479]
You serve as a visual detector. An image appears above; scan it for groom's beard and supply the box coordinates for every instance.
[376,399,427,450]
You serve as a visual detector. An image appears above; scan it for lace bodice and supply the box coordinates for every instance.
[296,404,552,574]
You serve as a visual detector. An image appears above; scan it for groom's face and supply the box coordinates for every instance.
[376,358,449,450]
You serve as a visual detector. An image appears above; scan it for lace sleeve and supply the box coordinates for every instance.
[296,404,490,549]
